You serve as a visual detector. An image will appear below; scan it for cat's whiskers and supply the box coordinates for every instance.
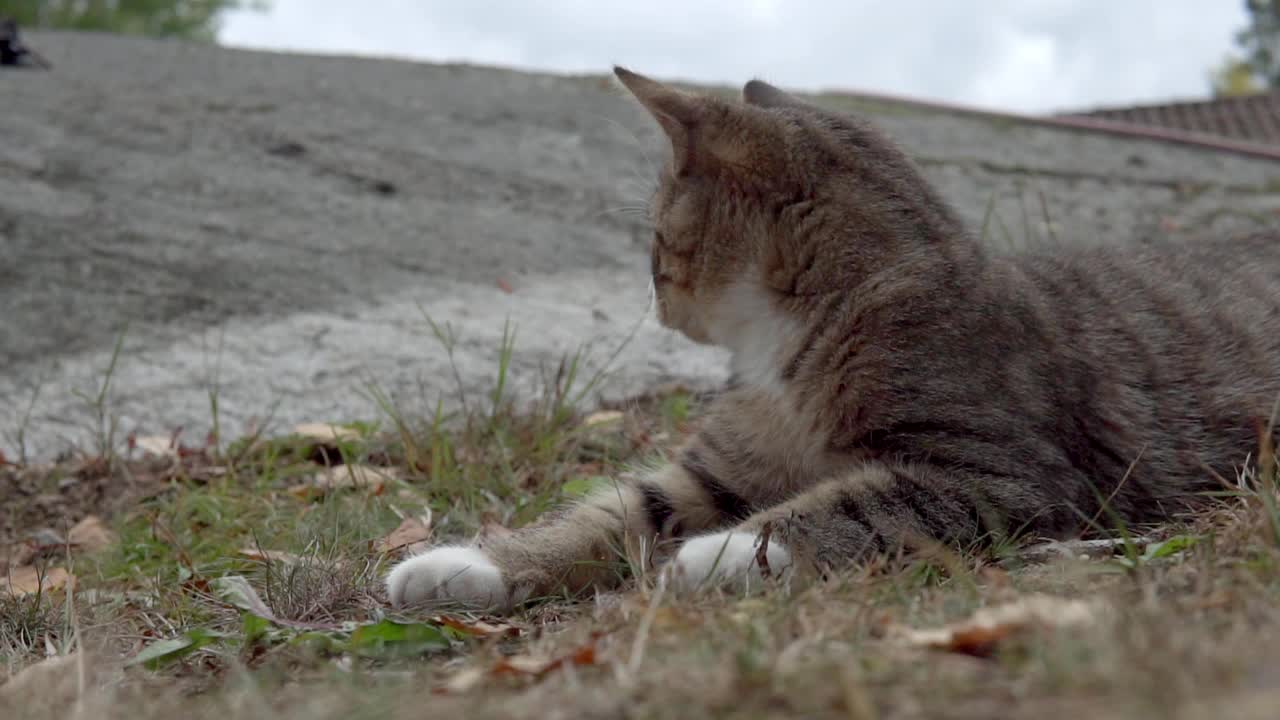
[583,108,661,200]
[593,205,651,220]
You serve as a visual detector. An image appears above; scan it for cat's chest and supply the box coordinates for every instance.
[729,346,789,398]
[719,384,857,500]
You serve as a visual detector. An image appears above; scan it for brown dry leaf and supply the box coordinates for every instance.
[377,512,433,554]
[3,566,74,598]
[436,614,521,638]
[237,548,303,564]
[68,515,118,554]
[291,423,360,442]
[491,639,599,678]
[288,465,396,497]
[890,594,1100,658]
[439,637,600,694]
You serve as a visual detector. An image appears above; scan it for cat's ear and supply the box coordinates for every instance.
[616,66,784,179]
[613,66,702,175]
[742,79,808,110]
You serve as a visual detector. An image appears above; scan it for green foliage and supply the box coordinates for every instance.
[1,0,269,42]
[1213,0,1280,94]
[1111,534,1203,571]
[126,628,226,669]
[1211,56,1263,97]
[348,619,450,659]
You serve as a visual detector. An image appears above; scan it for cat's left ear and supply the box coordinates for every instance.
[614,66,701,175]
[615,66,785,179]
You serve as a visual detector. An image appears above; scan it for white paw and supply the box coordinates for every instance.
[668,531,792,595]
[385,546,509,611]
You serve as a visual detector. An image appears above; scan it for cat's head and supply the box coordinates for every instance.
[614,67,961,349]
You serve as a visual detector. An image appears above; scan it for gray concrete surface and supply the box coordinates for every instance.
[5,32,1280,458]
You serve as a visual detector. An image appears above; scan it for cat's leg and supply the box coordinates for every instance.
[666,460,1056,594]
[385,434,763,611]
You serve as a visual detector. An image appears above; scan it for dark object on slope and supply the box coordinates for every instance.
[1,18,52,69]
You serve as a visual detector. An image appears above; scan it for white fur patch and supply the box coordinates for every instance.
[668,531,793,595]
[711,281,803,396]
[385,546,509,611]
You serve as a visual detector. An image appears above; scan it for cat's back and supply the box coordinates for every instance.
[1004,232,1280,487]
[1015,232,1280,364]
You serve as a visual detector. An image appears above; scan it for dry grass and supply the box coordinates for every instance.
[3,365,1280,719]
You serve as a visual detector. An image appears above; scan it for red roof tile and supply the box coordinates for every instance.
[1059,91,1280,147]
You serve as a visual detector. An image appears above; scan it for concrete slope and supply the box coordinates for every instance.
[3,32,1280,457]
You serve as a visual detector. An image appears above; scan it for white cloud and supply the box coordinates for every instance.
[220,1,1249,114]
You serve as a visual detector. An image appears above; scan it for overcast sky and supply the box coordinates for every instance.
[221,1,1248,115]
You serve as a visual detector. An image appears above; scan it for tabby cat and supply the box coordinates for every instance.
[386,67,1280,611]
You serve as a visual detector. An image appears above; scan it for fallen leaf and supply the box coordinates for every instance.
[496,278,514,294]
[288,465,395,497]
[237,548,303,564]
[436,666,486,694]
[68,515,117,554]
[491,638,599,678]
[349,619,450,658]
[437,636,601,693]
[188,465,230,483]
[582,410,624,428]
[133,435,177,458]
[126,629,223,669]
[493,654,558,675]
[2,566,74,597]
[377,512,433,554]
[291,423,360,442]
[890,594,1099,658]
[436,615,521,638]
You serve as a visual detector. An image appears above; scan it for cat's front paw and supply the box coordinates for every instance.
[667,531,792,595]
[385,546,510,611]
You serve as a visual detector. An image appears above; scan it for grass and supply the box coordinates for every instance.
[3,347,1280,719]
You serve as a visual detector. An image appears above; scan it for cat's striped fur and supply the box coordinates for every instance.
[385,68,1280,611]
